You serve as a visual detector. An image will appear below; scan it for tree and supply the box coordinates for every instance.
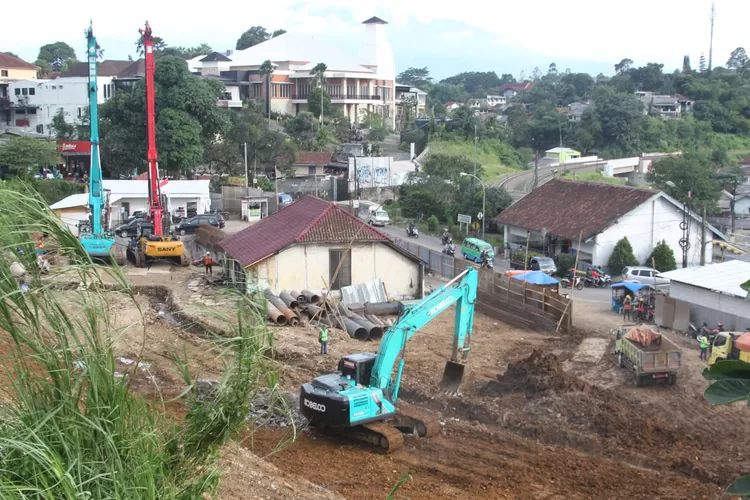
[423,153,477,179]
[608,237,639,275]
[547,62,558,76]
[307,88,332,122]
[235,26,284,50]
[441,71,501,96]
[682,55,692,73]
[646,154,719,206]
[428,83,469,111]
[362,111,388,142]
[99,56,230,177]
[630,63,665,92]
[36,42,77,71]
[258,59,274,120]
[531,67,542,81]
[283,112,318,149]
[647,240,677,272]
[726,47,749,71]
[5,51,18,58]
[699,53,707,72]
[310,62,328,122]
[50,109,76,140]
[161,44,213,59]
[135,36,166,57]
[0,137,59,174]
[614,58,633,74]
[397,67,432,88]
[586,86,644,156]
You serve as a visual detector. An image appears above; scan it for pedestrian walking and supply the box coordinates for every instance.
[319,326,328,355]
[203,252,213,275]
[699,334,710,361]
[622,295,632,321]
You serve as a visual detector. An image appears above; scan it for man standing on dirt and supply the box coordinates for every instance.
[319,326,328,355]
[699,334,710,361]
[622,295,632,321]
[203,252,213,275]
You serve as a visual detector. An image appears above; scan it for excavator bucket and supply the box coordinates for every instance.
[439,361,465,393]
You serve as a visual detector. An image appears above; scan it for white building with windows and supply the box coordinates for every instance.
[8,77,116,136]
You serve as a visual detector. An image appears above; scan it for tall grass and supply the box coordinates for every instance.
[430,139,522,180]
[0,185,274,498]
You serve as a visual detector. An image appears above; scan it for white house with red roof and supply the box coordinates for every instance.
[220,196,422,297]
[499,82,535,99]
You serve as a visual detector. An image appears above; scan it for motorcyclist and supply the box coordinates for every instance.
[442,228,451,245]
[444,241,456,255]
[407,220,416,235]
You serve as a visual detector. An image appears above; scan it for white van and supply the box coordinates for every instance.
[367,207,390,226]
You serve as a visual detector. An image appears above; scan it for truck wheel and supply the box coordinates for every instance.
[634,373,643,387]
[617,352,623,368]
[667,374,676,386]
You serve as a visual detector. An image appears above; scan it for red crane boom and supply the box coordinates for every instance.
[139,21,164,236]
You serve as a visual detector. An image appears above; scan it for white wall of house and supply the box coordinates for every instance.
[55,209,88,235]
[9,77,115,135]
[594,196,711,268]
[246,242,420,298]
[668,281,750,330]
[736,197,750,215]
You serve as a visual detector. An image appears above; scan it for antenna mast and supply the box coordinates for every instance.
[708,1,716,72]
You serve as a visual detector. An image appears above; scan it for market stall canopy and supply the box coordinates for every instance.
[511,270,559,286]
[610,282,655,294]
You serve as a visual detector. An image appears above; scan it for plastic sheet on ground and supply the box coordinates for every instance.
[625,325,661,346]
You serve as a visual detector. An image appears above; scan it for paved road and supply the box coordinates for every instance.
[497,162,604,200]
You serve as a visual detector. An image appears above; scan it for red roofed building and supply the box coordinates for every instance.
[221,195,422,295]
[499,82,535,99]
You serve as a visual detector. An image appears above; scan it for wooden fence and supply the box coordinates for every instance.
[454,260,573,334]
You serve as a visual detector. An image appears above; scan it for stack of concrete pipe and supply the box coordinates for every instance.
[265,291,299,326]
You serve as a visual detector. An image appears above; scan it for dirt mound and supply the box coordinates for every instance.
[480,349,586,398]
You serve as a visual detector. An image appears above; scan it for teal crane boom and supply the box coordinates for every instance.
[78,22,122,264]
[299,267,478,452]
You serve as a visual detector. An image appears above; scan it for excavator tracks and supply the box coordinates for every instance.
[394,403,441,438]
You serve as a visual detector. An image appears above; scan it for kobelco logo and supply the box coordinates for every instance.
[427,296,457,316]
[304,399,326,412]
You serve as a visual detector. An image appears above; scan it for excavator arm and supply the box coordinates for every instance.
[370,267,478,401]
[86,22,103,236]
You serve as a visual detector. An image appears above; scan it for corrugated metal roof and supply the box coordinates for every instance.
[340,279,388,306]
[660,260,750,299]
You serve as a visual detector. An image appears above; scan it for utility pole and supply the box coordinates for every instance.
[472,123,477,189]
[701,204,708,266]
[708,2,716,72]
[533,150,539,190]
[244,142,248,194]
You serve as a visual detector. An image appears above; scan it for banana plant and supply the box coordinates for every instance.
[703,360,750,496]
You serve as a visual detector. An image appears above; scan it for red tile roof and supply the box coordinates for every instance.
[296,152,333,165]
[499,82,535,92]
[0,52,38,70]
[494,179,656,240]
[221,196,390,267]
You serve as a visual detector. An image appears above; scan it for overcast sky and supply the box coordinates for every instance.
[2,0,747,79]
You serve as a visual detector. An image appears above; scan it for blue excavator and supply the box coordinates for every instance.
[78,22,124,265]
[300,267,478,452]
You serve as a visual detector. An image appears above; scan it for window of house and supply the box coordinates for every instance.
[27,108,36,114]
[14,88,20,95]
[1,70,7,77]
[273,84,291,98]
[329,249,352,289]
[51,85,56,89]
[15,109,25,115]
[308,166,315,175]
[36,124,44,134]
[28,88,35,96]
[58,85,63,89]
[21,88,27,96]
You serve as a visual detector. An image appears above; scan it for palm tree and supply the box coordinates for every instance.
[259,60,274,124]
[311,62,328,123]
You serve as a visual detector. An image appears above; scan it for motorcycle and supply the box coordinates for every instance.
[687,322,699,339]
[442,232,452,245]
[560,276,583,290]
[481,259,494,269]
[597,274,612,288]
[583,276,596,288]
[442,243,456,256]
[406,224,419,238]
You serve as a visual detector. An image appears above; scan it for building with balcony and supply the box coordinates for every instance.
[636,91,693,119]
[395,82,426,131]
[199,17,396,128]
[1,52,39,129]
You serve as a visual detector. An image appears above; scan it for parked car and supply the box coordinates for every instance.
[124,210,148,223]
[175,214,224,235]
[622,266,670,287]
[367,207,390,226]
[114,218,146,238]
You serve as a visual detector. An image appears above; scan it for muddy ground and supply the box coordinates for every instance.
[6,264,747,499]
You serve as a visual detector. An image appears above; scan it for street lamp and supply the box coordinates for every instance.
[460,172,486,240]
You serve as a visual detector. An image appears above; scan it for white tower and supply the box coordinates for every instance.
[359,17,396,128]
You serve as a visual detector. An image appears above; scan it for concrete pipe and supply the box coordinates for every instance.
[267,302,287,325]
[279,291,299,310]
[305,304,326,320]
[349,313,383,341]
[336,303,352,318]
[291,290,306,305]
[341,316,368,341]
[366,314,385,327]
[301,289,322,305]
[267,294,300,325]
[349,302,402,316]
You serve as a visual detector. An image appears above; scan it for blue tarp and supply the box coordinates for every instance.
[511,270,559,286]
[610,282,653,294]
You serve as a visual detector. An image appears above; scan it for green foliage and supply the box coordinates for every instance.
[0,185,277,497]
[135,36,166,57]
[160,43,212,59]
[1,177,84,205]
[36,41,76,71]
[397,67,432,88]
[236,26,285,50]
[0,137,59,172]
[561,171,626,185]
[362,112,388,142]
[50,108,77,140]
[647,154,720,206]
[429,139,526,179]
[307,88,332,120]
[647,240,677,272]
[283,112,318,149]
[424,152,478,179]
[441,71,502,96]
[554,253,577,277]
[427,215,439,231]
[99,55,231,177]
[608,237,639,276]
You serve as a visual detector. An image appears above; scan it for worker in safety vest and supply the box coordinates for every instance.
[699,334,710,361]
[622,295,632,321]
[203,252,213,275]
[319,326,328,355]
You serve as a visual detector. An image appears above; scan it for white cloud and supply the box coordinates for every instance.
[439,31,473,40]
[3,0,749,71]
